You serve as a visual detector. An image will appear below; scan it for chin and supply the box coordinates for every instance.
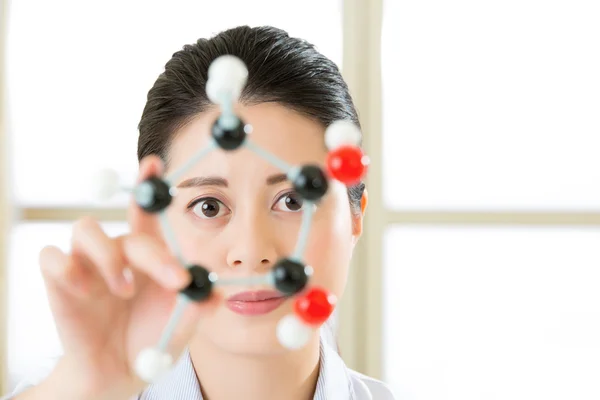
[211,330,292,356]
[197,301,307,355]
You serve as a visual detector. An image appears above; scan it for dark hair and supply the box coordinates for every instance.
[137,25,365,215]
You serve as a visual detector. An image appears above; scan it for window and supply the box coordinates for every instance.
[381,0,600,398]
[384,226,600,398]
[382,0,600,210]
[4,0,343,391]
[7,0,343,206]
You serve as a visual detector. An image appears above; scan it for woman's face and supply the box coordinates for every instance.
[164,103,363,355]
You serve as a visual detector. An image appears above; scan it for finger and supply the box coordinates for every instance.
[128,155,166,237]
[122,234,191,290]
[39,245,88,298]
[39,246,97,353]
[71,216,134,298]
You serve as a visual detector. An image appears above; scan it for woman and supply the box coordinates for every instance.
[4,26,395,399]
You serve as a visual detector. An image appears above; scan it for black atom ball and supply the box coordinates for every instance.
[292,165,329,201]
[134,177,172,213]
[181,265,213,302]
[211,117,247,151]
[272,258,309,295]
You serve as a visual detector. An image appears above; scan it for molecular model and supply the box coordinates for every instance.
[92,55,369,383]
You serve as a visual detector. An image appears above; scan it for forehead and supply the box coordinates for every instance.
[167,103,328,176]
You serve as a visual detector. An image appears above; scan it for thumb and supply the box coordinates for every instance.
[166,290,223,352]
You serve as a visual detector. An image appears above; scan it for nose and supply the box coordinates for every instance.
[225,212,278,272]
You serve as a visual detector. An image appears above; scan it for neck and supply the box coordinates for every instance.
[188,333,321,400]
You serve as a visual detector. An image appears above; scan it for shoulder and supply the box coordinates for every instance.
[348,369,397,400]
[318,329,396,399]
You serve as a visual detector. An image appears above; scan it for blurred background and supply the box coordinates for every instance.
[1,0,600,398]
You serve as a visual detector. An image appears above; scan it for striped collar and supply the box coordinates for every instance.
[138,332,354,399]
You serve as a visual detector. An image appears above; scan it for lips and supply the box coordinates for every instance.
[226,290,288,315]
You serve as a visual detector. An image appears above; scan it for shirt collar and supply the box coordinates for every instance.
[139,329,354,400]
[313,332,355,400]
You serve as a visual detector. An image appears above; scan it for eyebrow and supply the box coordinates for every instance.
[176,173,289,188]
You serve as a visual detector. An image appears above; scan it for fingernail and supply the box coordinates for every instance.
[163,265,189,288]
[113,268,134,296]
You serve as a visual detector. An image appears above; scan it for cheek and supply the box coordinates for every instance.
[304,189,354,299]
[164,203,223,265]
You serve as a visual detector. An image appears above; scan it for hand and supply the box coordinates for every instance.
[35,156,220,400]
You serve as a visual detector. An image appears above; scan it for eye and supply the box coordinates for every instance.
[274,191,305,212]
[190,197,230,219]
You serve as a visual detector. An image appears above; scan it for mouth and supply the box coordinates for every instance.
[226,290,288,315]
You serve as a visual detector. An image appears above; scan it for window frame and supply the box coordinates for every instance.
[3,0,600,394]
[1,0,10,392]
[338,0,600,383]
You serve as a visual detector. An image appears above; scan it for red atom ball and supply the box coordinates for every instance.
[294,287,337,326]
[325,145,368,185]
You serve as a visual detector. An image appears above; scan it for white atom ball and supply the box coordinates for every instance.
[206,55,248,104]
[276,314,313,350]
[134,347,173,383]
[324,120,362,150]
[89,169,120,202]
